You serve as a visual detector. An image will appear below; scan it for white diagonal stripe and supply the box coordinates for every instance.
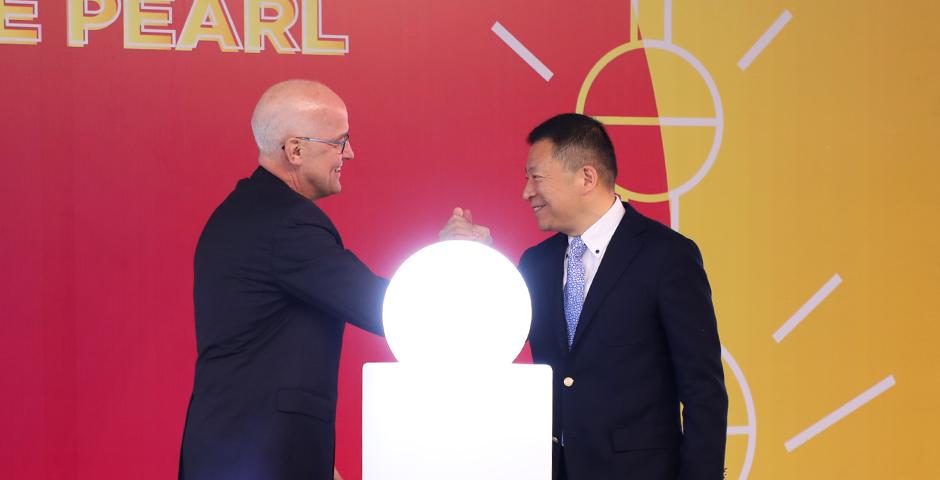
[785,375,896,452]
[491,21,554,81]
[738,10,792,71]
[727,425,753,436]
[773,273,842,343]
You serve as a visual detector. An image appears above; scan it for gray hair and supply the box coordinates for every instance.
[250,79,328,154]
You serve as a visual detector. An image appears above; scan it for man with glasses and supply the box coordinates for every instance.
[179,80,384,480]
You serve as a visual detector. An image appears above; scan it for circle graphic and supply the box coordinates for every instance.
[576,39,724,203]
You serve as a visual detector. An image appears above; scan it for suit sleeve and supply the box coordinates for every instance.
[270,206,388,336]
[658,238,728,480]
[518,248,535,341]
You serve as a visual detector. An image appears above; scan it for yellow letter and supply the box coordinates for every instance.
[124,0,175,50]
[68,0,121,47]
[244,0,298,54]
[177,0,242,52]
[0,1,41,45]
[300,0,346,55]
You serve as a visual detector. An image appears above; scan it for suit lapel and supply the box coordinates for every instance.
[541,234,570,354]
[571,203,646,351]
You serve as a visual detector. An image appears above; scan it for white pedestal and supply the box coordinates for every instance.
[363,363,552,480]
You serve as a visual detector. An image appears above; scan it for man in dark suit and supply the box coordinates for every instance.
[517,113,728,479]
[179,80,387,480]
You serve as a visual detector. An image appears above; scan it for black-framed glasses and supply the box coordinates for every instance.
[282,134,349,154]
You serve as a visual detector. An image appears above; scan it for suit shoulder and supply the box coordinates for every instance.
[631,209,700,254]
[520,233,566,263]
[200,172,338,245]
[239,171,335,231]
[283,197,333,226]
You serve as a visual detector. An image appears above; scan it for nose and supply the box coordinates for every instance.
[342,140,354,160]
[522,178,534,201]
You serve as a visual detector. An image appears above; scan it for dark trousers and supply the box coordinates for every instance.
[556,446,567,480]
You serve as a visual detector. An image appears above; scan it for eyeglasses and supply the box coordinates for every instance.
[282,134,350,154]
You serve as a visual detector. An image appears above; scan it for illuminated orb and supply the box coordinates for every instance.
[382,240,531,366]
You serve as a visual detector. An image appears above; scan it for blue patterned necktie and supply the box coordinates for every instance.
[564,236,587,350]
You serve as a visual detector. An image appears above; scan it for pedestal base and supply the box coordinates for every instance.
[363,363,552,480]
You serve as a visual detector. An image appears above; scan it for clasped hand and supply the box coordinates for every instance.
[439,207,492,246]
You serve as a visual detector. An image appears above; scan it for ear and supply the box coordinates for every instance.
[283,138,303,166]
[581,164,600,192]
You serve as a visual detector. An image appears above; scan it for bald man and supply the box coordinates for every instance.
[179,80,386,480]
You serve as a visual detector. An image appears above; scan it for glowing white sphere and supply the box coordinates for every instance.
[382,240,532,366]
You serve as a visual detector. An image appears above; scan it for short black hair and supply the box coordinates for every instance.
[527,113,617,188]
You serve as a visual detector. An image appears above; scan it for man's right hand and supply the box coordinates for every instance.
[439,207,492,246]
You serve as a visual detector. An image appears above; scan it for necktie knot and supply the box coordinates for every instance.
[569,236,587,258]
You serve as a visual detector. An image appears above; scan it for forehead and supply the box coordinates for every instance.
[316,101,348,122]
[301,103,349,135]
[526,140,560,170]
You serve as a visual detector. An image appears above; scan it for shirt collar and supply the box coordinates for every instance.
[569,197,625,257]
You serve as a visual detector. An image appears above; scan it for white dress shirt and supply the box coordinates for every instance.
[563,197,626,298]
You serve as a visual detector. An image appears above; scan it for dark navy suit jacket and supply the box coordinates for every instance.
[519,203,727,480]
[180,167,387,479]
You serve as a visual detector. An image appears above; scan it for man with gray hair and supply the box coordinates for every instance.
[179,80,386,480]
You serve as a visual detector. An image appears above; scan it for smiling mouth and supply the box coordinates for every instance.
[532,204,545,213]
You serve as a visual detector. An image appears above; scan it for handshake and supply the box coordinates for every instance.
[438,207,493,245]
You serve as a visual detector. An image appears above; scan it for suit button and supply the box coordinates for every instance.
[552,436,560,444]
[563,377,574,387]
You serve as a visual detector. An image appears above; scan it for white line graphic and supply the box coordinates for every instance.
[785,375,896,452]
[594,116,718,127]
[660,117,718,127]
[738,10,792,71]
[773,273,841,343]
[722,345,757,479]
[669,192,680,231]
[491,21,553,81]
[664,0,673,44]
[727,425,753,436]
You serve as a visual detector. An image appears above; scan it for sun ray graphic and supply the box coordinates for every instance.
[489,0,936,478]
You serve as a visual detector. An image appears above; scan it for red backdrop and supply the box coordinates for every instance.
[0,1,668,478]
